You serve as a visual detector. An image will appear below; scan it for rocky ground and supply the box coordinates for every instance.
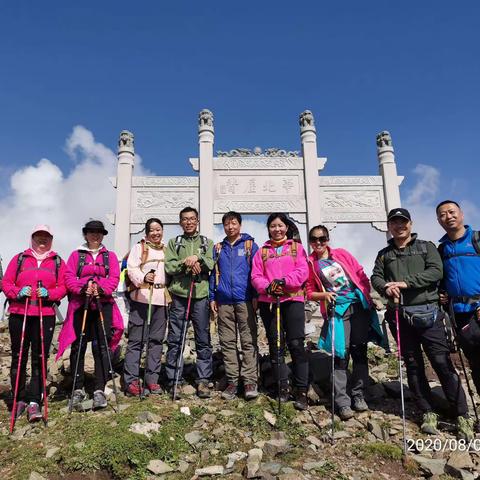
[0,315,480,480]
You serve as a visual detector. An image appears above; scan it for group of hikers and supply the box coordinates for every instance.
[1,201,480,443]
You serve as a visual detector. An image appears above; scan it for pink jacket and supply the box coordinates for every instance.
[2,250,67,317]
[56,247,124,359]
[251,239,308,303]
[127,241,167,306]
[306,247,372,318]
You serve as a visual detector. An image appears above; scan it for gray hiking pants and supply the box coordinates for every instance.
[123,300,168,386]
[217,302,258,385]
[332,303,370,409]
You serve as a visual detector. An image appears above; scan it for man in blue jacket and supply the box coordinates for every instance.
[209,211,259,400]
[437,200,480,396]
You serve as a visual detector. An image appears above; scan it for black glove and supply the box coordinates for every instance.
[266,279,285,296]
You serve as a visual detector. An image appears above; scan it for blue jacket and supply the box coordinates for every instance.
[209,233,259,304]
[439,225,480,313]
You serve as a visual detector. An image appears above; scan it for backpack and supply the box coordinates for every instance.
[214,239,253,289]
[379,240,428,265]
[174,234,209,255]
[76,250,110,279]
[261,240,298,263]
[123,240,150,291]
[438,230,480,260]
[15,252,62,286]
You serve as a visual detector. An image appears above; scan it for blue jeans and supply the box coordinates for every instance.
[165,295,212,384]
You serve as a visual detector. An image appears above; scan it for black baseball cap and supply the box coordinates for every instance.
[387,208,411,222]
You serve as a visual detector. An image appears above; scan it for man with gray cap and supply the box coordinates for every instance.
[371,208,472,440]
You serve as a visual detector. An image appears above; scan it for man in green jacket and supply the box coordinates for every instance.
[371,208,472,440]
[164,207,215,398]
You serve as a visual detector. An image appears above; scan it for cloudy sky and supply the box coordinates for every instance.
[0,2,478,274]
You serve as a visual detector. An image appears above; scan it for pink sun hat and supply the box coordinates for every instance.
[31,224,53,237]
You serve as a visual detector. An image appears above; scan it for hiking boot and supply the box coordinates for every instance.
[197,382,211,399]
[338,406,355,421]
[221,383,238,400]
[15,400,27,419]
[92,390,107,410]
[457,416,474,442]
[278,386,290,403]
[420,412,439,435]
[244,383,259,400]
[352,397,369,412]
[293,390,308,411]
[146,383,163,395]
[27,402,43,423]
[126,380,142,397]
[71,389,87,410]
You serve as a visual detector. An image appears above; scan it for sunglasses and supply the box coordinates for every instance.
[309,235,329,243]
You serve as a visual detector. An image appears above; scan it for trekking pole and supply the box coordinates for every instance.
[447,299,480,428]
[329,298,336,444]
[172,277,195,401]
[275,295,282,416]
[140,270,155,400]
[394,295,407,456]
[10,295,30,434]
[93,285,120,413]
[69,289,91,414]
[37,280,48,426]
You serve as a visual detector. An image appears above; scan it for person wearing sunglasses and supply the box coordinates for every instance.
[306,225,383,421]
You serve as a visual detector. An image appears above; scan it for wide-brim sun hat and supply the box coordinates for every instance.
[82,220,108,235]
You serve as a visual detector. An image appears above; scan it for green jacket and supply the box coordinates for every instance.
[165,233,214,299]
[370,234,443,307]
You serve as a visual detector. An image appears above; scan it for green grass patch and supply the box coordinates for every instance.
[352,441,403,461]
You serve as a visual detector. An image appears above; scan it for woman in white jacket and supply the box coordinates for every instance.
[123,218,168,396]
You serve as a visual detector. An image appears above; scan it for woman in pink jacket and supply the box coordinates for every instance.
[251,213,309,410]
[57,220,123,411]
[3,225,67,422]
[306,225,382,421]
[123,218,169,396]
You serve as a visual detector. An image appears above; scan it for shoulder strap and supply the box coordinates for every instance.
[15,253,25,284]
[102,251,110,278]
[140,241,149,266]
[54,255,61,286]
[76,251,87,278]
[174,235,183,254]
[473,231,480,254]
[261,246,269,262]
[438,242,446,260]
[214,242,223,289]
[290,240,298,258]
[244,239,253,264]
[199,235,209,255]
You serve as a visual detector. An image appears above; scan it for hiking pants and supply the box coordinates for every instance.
[217,301,258,385]
[385,306,468,416]
[123,300,168,386]
[328,303,370,409]
[165,295,212,384]
[259,300,308,390]
[69,304,113,392]
[9,314,55,404]
[454,311,480,396]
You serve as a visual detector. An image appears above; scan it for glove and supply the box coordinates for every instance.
[266,279,285,296]
[17,286,32,299]
[37,287,49,298]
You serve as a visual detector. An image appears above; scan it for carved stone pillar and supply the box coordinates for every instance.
[300,110,321,234]
[114,130,135,256]
[198,109,214,239]
[377,131,401,216]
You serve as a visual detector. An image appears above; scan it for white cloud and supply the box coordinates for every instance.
[0,126,149,268]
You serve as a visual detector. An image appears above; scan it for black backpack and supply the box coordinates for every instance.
[76,250,110,278]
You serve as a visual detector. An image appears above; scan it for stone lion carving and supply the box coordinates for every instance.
[376,131,392,148]
[198,109,214,129]
[299,110,315,129]
[118,130,134,150]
